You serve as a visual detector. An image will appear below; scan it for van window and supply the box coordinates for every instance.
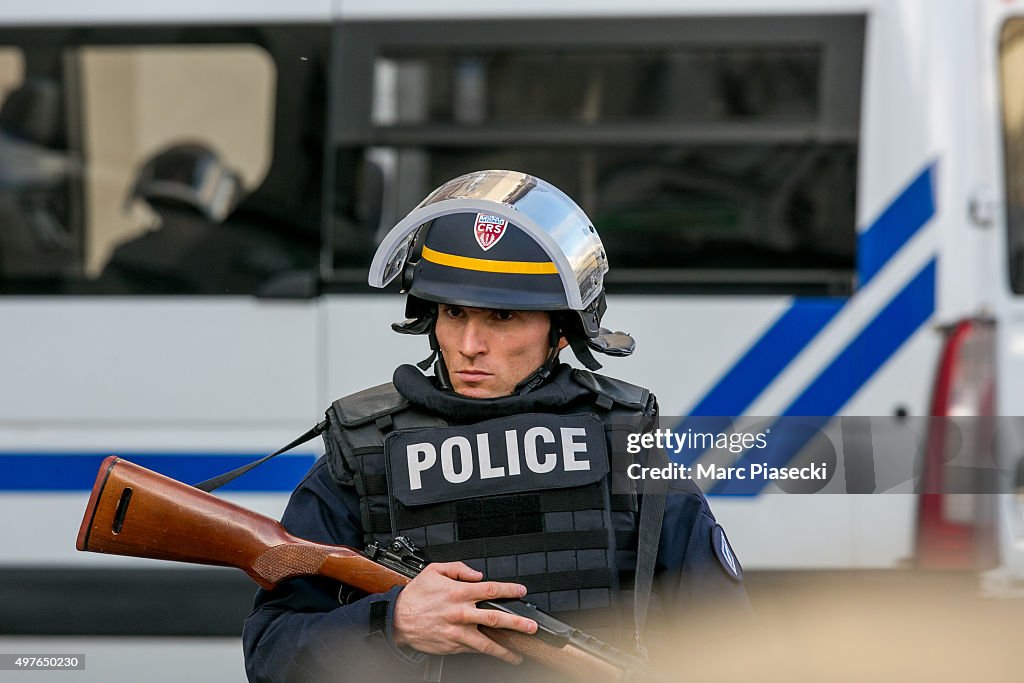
[0,26,328,295]
[327,16,864,294]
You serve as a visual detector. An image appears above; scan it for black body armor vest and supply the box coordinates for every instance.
[323,364,656,644]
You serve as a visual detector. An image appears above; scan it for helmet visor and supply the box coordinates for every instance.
[368,170,607,310]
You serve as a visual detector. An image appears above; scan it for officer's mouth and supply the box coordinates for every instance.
[454,369,492,382]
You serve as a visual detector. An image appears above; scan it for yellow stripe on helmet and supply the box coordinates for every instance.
[421,245,558,275]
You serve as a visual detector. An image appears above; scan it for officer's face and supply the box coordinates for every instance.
[435,305,559,398]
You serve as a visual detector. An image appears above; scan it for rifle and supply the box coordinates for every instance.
[76,456,653,682]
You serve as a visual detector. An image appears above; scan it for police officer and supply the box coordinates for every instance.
[101,144,317,295]
[242,170,749,682]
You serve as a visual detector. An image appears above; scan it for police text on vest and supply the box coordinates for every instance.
[406,427,591,490]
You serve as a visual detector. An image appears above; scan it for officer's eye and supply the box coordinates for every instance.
[493,310,515,322]
[442,305,464,319]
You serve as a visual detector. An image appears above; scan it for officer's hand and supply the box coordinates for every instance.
[392,561,538,664]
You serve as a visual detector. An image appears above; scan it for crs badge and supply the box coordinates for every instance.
[712,525,742,582]
[473,213,507,251]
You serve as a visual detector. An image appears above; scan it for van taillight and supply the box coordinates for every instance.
[915,319,997,570]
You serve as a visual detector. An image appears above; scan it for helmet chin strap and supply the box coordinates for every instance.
[416,348,438,372]
[418,316,454,390]
[512,319,565,395]
[415,313,441,372]
[512,345,560,395]
[431,355,453,390]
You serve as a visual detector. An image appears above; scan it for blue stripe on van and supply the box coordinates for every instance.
[686,299,845,418]
[857,164,936,286]
[709,258,937,495]
[671,300,842,467]
[783,260,937,418]
[672,299,844,466]
[0,453,317,492]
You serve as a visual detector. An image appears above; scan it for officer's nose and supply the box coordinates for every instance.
[458,316,488,358]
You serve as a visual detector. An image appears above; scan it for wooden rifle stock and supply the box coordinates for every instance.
[76,456,647,682]
[76,455,404,593]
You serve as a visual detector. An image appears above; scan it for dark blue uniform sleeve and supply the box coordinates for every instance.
[242,458,425,682]
[654,479,752,620]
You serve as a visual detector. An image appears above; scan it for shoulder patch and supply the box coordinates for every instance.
[331,383,409,428]
[712,525,742,582]
[570,369,649,409]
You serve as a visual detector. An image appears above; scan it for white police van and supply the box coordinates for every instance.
[0,0,1022,678]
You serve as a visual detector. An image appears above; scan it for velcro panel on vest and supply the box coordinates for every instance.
[424,529,610,561]
[365,486,610,536]
[385,413,608,506]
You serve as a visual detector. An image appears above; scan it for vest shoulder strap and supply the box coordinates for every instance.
[330,382,409,428]
[570,369,651,411]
